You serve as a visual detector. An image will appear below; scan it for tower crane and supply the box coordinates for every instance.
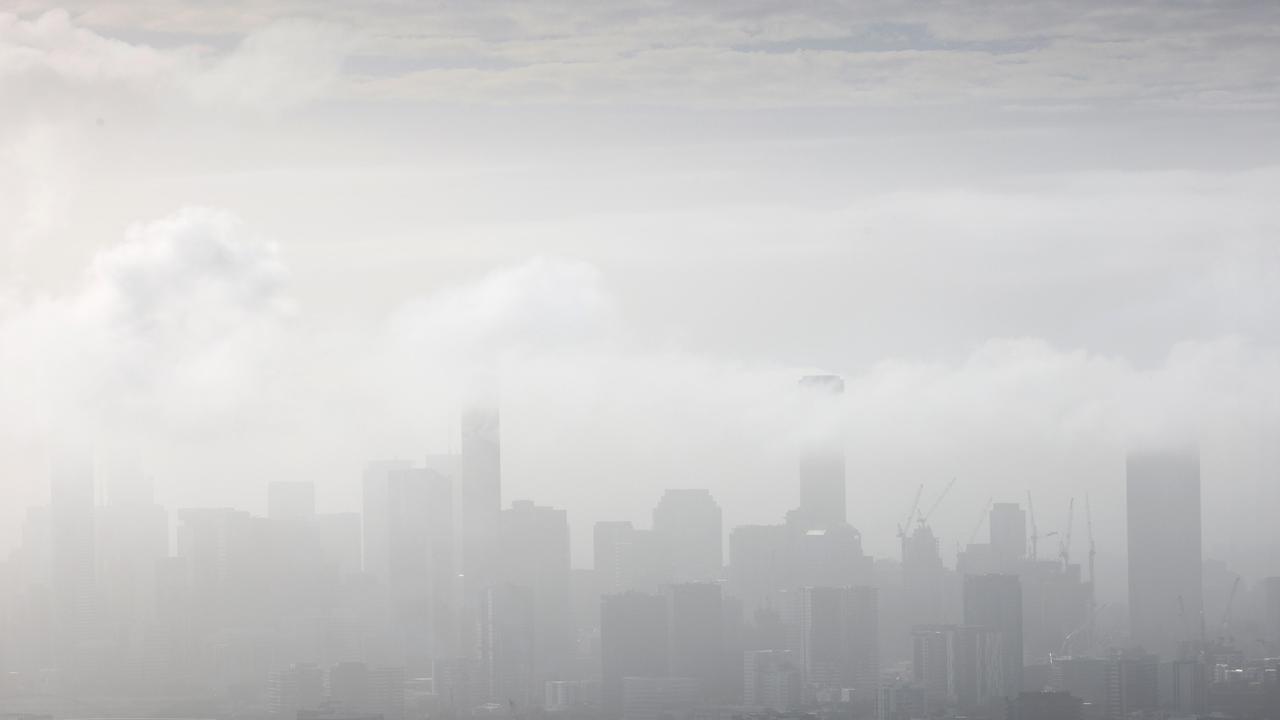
[898,483,924,559]
[1086,494,1097,651]
[968,496,994,546]
[1221,576,1241,644]
[1027,491,1040,561]
[1086,494,1096,586]
[920,478,956,527]
[1059,497,1075,571]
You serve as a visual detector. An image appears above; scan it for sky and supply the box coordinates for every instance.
[1,1,1279,590]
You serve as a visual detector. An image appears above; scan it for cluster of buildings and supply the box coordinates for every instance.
[2,377,1280,719]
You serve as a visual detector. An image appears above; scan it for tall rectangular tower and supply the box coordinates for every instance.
[462,405,502,608]
[963,574,1023,703]
[652,488,723,582]
[988,502,1026,572]
[667,583,725,700]
[1126,449,1201,659]
[500,500,572,682]
[797,375,846,529]
[50,450,97,664]
[601,592,668,718]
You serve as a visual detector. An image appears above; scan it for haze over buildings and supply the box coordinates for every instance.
[2,1,1280,719]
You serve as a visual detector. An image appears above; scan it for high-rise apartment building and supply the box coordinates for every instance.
[963,573,1023,703]
[799,586,879,705]
[1126,449,1201,659]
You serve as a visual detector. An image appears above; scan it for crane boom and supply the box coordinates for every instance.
[1221,576,1241,640]
[1086,494,1096,584]
[921,477,956,525]
[898,483,924,559]
[1060,497,1075,569]
[1027,491,1039,561]
[1086,493,1097,652]
[904,483,924,528]
[968,496,994,545]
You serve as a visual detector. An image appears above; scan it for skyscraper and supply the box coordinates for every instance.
[652,489,723,582]
[479,583,537,709]
[362,459,411,582]
[267,663,325,718]
[667,583,724,700]
[500,500,572,682]
[728,524,789,612]
[594,520,635,593]
[1126,449,1201,659]
[911,624,1008,713]
[462,405,502,614]
[743,650,801,711]
[50,450,97,665]
[797,375,846,529]
[988,502,1026,572]
[362,463,455,667]
[799,586,879,704]
[601,591,668,717]
[963,574,1023,704]
[96,468,167,678]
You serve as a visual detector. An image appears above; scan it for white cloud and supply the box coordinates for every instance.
[0,206,291,439]
[0,9,350,258]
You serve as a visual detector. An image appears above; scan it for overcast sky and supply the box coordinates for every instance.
[2,1,1279,589]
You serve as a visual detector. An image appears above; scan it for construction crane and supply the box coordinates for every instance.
[1086,494,1097,651]
[968,496,994,545]
[1086,495,1096,586]
[920,477,956,527]
[1060,602,1107,658]
[1027,491,1040,561]
[898,483,924,558]
[1221,576,1241,644]
[1059,497,1075,570]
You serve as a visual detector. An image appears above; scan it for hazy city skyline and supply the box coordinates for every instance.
[3,4,1280,718]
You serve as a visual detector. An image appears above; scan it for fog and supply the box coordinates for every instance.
[2,3,1280,718]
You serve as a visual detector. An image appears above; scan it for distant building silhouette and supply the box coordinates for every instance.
[462,403,503,657]
[652,489,723,582]
[500,500,572,683]
[963,573,1023,704]
[267,663,324,718]
[799,585,879,707]
[743,650,801,711]
[988,502,1026,572]
[1007,690,1082,720]
[479,584,537,710]
[796,375,846,529]
[1104,648,1158,719]
[1126,448,1202,659]
[50,450,96,668]
[601,592,668,717]
[666,583,724,701]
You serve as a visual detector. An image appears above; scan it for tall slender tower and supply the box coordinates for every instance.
[797,375,846,529]
[988,502,1027,573]
[50,450,96,666]
[1127,448,1201,659]
[462,404,502,629]
[963,573,1023,702]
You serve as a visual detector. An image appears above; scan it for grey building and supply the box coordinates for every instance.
[1126,448,1202,659]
